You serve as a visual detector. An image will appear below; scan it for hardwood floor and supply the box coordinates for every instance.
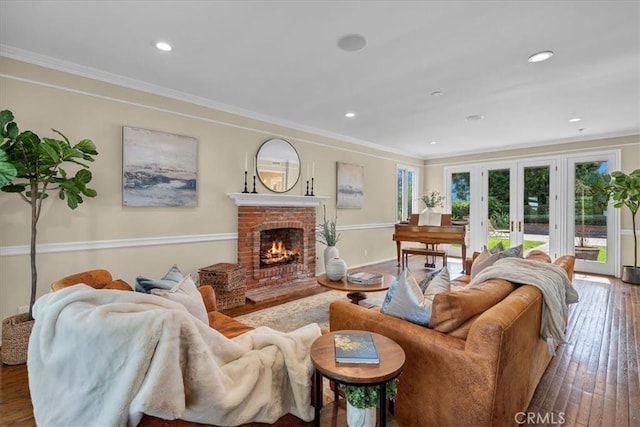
[1,258,638,426]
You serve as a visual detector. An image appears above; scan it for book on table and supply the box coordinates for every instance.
[347,271,383,285]
[334,332,380,364]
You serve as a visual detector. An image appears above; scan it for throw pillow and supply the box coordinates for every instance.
[488,241,505,254]
[417,268,442,293]
[150,274,209,324]
[380,269,450,326]
[420,268,450,297]
[488,241,523,258]
[135,265,184,293]
[470,247,504,278]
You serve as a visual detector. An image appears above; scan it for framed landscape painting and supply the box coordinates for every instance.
[122,126,198,207]
[336,162,364,209]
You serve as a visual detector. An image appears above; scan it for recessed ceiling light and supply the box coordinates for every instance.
[465,114,485,121]
[528,50,554,63]
[345,112,356,118]
[431,91,444,97]
[429,141,437,145]
[337,34,367,52]
[569,117,582,122]
[155,41,172,52]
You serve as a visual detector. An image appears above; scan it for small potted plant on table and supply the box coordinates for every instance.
[339,380,398,427]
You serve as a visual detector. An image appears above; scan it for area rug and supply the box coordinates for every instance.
[234,290,387,332]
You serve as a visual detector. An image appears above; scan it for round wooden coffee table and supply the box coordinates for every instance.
[310,330,405,427]
[316,272,394,305]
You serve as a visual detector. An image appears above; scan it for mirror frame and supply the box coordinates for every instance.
[256,138,301,193]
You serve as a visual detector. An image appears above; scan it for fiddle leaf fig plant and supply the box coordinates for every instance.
[605,169,640,269]
[0,110,98,319]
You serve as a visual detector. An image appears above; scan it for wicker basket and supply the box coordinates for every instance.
[199,263,247,309]
[1,313,34,365]
[199,263,246,291]
[213,287,247,310]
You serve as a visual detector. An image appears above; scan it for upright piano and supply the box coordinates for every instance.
[392,214,466,267]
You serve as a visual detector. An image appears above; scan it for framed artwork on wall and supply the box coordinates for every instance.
[336,162,364,209]
[122,126,198,207]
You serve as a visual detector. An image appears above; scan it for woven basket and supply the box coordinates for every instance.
[214,286,247,310]
[1,313,34,365]
[199,263,246,291]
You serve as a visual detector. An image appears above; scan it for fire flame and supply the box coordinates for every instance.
[262,240,299,265]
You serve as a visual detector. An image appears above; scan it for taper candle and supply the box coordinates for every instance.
[312,162,315,178]
[244,152,248,172]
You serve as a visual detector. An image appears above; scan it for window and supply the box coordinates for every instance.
[397,164,419,222]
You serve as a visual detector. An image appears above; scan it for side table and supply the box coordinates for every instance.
[310,330,405,427]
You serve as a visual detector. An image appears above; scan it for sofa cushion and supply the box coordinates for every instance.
[429,279,515,333]
[150,275,209,324]
[102,279,132,291]
[381,269,450,326]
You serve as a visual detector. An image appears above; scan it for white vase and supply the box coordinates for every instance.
[323,245,340,270]
[326,257,347,281]
[346,401,376,427]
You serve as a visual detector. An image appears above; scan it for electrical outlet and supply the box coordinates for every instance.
[17,305,29,314]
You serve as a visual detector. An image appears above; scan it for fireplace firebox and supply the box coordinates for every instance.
[259,228,302,267]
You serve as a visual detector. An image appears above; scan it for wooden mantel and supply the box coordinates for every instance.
[227,193,328,207]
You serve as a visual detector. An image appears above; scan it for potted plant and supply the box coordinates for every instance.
[605,169,640,284]
[0,109,98,364]
[420,190,444,210]
[339,380,398,427]
[316,205,341,271]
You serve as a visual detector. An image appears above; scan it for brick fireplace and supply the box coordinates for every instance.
[229,194,327,290]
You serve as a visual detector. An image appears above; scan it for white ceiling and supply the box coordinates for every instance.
[1,1,639,159]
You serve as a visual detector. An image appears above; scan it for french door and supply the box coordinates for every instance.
[481,159,558,257]
[566,153,618,276]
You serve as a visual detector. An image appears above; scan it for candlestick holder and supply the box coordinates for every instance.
[305,180,310,196]
[242,171,249,193]
[251,175,258,194]
[310,177,315,196]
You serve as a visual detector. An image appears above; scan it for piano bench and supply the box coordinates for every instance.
[402,248,447,270]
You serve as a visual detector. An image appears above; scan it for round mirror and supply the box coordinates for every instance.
[256,138,300,193]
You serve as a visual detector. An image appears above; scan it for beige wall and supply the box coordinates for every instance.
[0,58,420,336]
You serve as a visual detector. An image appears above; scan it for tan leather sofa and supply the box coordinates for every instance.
[51,270,308,427]
[329,252,575,427]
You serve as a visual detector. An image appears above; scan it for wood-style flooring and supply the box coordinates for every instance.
[1,257,638,426]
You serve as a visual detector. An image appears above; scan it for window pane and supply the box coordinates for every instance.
[451,172,470,220]
[574,161,608,262]
[397,169,404,221]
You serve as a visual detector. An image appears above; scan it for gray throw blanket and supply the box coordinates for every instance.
[468,257,579,355]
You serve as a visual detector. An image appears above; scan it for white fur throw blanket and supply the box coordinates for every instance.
[468,257,579,354]
[28,285,321,426]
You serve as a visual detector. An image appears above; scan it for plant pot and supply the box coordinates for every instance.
[323,246,339,270]
[346,401,376,427]
[326,257,347,281]
[574,246,600,261]
[621,266,640,285]
[1,313,34,365]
